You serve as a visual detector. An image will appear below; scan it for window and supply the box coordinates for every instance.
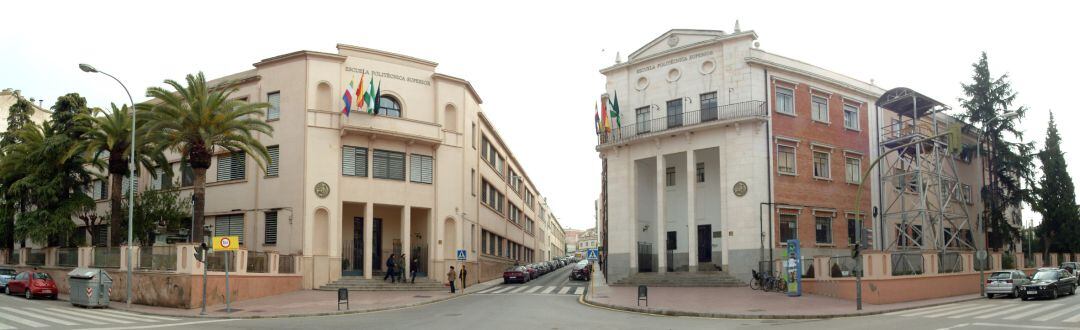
[215,214,244,244]
[122,175,139,196]
[815,216,832,244]
[508,169,520,193]
[471,169,476,196]
[151,167,173,190]
[482,231,488,254]
[410,154,434,184]
[811,95,829,122]
[373,149,405,181]
[845,157,861,183]
[848,218,858,245]
[696,162,705,183]
[843,103,859,130]
[700,92,718,121]
[775,87,794,115]
[813,151,830,179]
[635,107,650,134]
[509,204,521,224]
[481,180,504,214]
[267,92,280,120]
[666,99,683,128]
[962,184,973,204]
[216,151,246,182]
[264,211,277,245]
[665,167,676,187]
[495,156,505,176]
[779,214,797,243]
[181,162,194,187]
[90,180,108,200]
[342,146,368,177]
[777,145,796,175]
[472,122,477,149]
[266,145,279,177]
[378,95,401,118]
[92,225,108,247]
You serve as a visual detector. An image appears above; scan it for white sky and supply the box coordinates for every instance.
[2,1,1077,231]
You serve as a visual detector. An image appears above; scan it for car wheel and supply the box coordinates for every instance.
[1072,285,1077,296]
[1012,288,1020,298]
[3,286,7,295]
[1052,289,1059,300]
[24,289,30,300]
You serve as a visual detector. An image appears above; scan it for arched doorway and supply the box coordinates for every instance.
[444,217,456,262]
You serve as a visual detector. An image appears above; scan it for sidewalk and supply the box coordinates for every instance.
[582,268,981,319]
[59,278,502,319]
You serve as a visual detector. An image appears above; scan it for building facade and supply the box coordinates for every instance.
[0,88,52,133]
[564,228,582,257]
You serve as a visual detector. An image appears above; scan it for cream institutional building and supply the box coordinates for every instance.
[83,44,564,289]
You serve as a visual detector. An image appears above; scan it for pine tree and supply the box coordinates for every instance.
[1034,112,1080,254]
[958,52,1035,250]
[0,92,35,259]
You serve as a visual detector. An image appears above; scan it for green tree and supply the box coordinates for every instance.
[0,91,35,258]
[79,103,167,247]
[1033,112,1080,254]
[958,52,1034,249]
[140,72,272,243]
[118,189,191,246]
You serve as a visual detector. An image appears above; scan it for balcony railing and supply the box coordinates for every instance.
[597,100,766,146]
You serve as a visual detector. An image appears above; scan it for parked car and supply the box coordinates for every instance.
[0,267,16,289]
[5,271,57,300]
[569,260,591,281]
[1020,268,1077,300]
[1062,262,1080,277]
[503,266,530,284]
[524,264,539,279]
[986,269,1031,298]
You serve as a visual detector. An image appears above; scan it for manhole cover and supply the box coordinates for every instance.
[414,295,432,298]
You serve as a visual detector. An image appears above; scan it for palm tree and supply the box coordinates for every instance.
[79,104,167,247]
[139,72,272,243]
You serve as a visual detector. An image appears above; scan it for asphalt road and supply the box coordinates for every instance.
[0,286,216,329]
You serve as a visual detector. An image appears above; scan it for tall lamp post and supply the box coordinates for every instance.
[79,63,135,308]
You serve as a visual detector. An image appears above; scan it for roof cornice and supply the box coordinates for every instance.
[746,56,882,99]
[433,73,483,104]
[336,44,438,69]
[254,50,345,67]
[601,30,758,74]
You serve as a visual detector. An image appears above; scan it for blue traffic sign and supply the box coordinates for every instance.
[456,249,467,261]
[586,248,599,260]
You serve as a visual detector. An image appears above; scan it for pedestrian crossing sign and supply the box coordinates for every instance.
[457,249,467,261]
[587,248,599,260]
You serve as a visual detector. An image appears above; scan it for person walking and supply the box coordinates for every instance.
[396,254,406,283]
[459,267,468,289]
[447,266,457,294]
[410,256,419,284]
[384,255,396,283]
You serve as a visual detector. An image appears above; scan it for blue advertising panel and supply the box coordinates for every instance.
[785,239,802,297]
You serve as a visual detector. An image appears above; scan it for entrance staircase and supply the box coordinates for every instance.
[318,276,446,291]
[612,271,745,287]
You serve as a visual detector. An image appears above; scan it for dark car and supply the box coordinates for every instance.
[5,271,57,300]
[569,260,591,281]
[503,266,530,284]
[0,268,16,289]
[524,264,539,279]
[1020,269,1077,300]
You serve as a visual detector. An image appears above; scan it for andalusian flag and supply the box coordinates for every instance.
[608,91,622,127]
[594,101,601,134]
[366,77,376,114]
[342,80,354,116]
[373,81,382,115]
[355,73,366,113]
[601,97,611,133]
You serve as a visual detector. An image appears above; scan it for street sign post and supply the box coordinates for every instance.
[213,236,239,313]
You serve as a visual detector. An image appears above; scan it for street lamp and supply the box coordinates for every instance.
[80,63,136,308]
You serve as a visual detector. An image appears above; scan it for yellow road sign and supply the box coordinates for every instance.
[213,236,240,251]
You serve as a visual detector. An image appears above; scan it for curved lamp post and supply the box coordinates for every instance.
[79,63,135,308]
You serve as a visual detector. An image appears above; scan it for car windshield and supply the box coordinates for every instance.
[989,272,1012,280]
[1033,271,1059,281]
[506,267,524,272]
[0,269,15,276]
[32,273,50,280]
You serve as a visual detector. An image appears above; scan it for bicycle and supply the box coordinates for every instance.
[750,269,763,290]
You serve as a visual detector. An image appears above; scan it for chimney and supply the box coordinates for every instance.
[734,20,741,33]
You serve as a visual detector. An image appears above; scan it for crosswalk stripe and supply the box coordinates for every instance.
[0,321,13,330]
[925,305,988,318]
[1003,303,1061,320]
[510,286,530,294]
[46,308,134,324]
[574,287,585,295]
[949,305,1014,319]
[1063,312,1080,323]
[525,286,542,294]
[0,308,78,326]
[11,307,106,325]
[80,309,162,322]
[896,304,977,317]
[94,309,181,322]
[542,286,557,294]
[1032,303,1080,322]
[974,304,1036,319]
[492,286,515,294]
[476,287,500,294]
[558,287,571,295]
[0,310,47,327]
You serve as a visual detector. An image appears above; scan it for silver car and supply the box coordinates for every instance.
[987,269,1031,298]
[0,268,15,289]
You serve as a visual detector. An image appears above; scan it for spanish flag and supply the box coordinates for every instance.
[601,97,611,133]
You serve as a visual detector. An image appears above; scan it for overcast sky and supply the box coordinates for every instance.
[2,1,1077,231]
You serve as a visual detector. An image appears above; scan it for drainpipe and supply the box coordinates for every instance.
[764,68,774,272]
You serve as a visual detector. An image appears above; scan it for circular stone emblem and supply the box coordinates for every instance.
[733,181,748,197]
[315,181,330,198]
[667,35,680,48]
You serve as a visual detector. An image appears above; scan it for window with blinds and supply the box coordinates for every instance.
[151,167,173,190]
[267,92,281,120]
[266,146,280,177]
[92,225,108,247]
[215,214,244,244]
[122,175,139,196]
[373,149,405,180]
[181,163,194,187]
[264,211,277,245]
[410,154,433,184]
[342,146,368,177]
[216,151,246,182]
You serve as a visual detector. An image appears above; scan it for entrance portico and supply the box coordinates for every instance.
[340,202,432,279]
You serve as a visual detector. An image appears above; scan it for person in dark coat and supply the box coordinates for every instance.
[395,254,406,282]
[384,255,396,283]
[459,267,468,289]
[410,257,419,283]
[447,266,457,294]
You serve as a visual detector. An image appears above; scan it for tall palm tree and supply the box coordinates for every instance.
[79,104,167,247]
[139,72,272,243]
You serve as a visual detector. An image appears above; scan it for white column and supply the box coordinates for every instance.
[686,150,698,272]
[629,158,638,273]
[656,154,667,274]
[363,202,374,279]
[402,205,411,275]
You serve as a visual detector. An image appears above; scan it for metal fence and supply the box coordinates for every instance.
[802,258,816,278]
[975,254,993,271]
[26,249,45,266]
[891,253,924,276]
[7,250,18,265]
[206,251,236,272]
[58,248,79,267]
[92,247,121,268]
[247,251,269,273]
[939,252,963,273]
[598,101,766,146]
[279,254,297,274]
[829,256,857,277]
[137,246,177,271]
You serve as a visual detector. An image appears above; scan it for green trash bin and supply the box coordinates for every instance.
[68,268,112,308]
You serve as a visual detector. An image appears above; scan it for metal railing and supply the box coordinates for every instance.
[8,250,19,265]
[93,247,121,268]
[26,249,45,266]
[829,256,857,277]
[58,248,79,267]
[939,252,963,273]
[137,246,177,271]
[247,251,269,273]
[279,255,297,274]
[598,101,766,146]
[206,251,236,272]
[891,253,924,276]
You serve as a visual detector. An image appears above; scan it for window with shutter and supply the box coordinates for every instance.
[122,176,139,196]
[215,214,245,244]
[217,152,246,181]
[181,163,194,187]
[373,150,405,180]
[92,225,108,247]
[267,92,280,120]
[264,211,278,245]
[267,146,280,177]
[410,154,433,184]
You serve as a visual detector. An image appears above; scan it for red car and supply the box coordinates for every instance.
[5,271,57,300]
[524,264,539,279]
[503,266,530,284]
